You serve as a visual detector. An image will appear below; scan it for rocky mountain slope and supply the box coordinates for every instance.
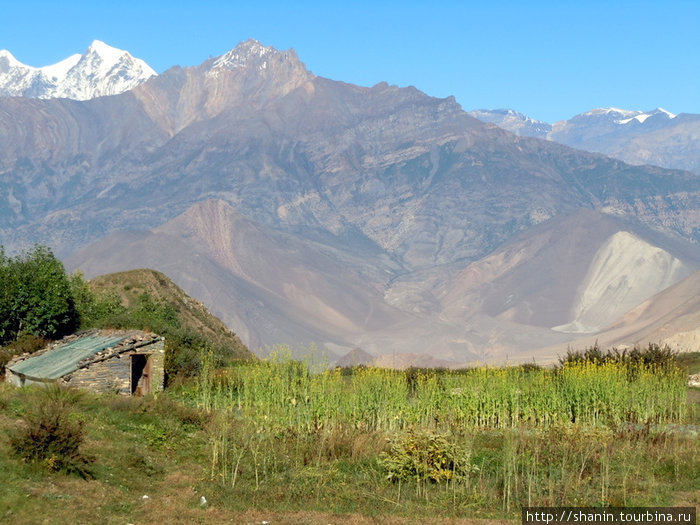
[533,268,700,362]
[0,40,156,100]
[1,39,698,362]
[470,107,700,175]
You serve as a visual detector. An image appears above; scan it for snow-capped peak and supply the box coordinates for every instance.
[0,41,156,100]
[582,107,640,118]
[616,108,677,124]
[656,107,676,118]
[580,107,677,125]
[467,108,552,138]
[206,39,307,79]
[210,39,278,72]
[0,49,25,70]
[86,40,126,63]
[40,54,81,80]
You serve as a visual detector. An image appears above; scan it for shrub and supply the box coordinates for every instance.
[558,342,678,370]
[9,388,94,478]
[379,429,477,484]
[68,271,125,329]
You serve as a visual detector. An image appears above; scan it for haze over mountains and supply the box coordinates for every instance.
[469,107,700,176]
[1,40,698,364]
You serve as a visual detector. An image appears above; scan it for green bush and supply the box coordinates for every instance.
[379,429,477,484]
[68,271,125,328]
[559,342,678,370]
[9,388,94,478]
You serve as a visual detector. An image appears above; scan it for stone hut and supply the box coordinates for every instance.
[5,329,165,395]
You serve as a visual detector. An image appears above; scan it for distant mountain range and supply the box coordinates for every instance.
[1,40,698,365]
[469,107,700,175]
[0,40,155,100]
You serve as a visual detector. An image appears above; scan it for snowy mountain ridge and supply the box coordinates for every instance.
[471,107,679,137]
[467,108,552,137]
[469,106,698,174]
[0,40,156,100]
[576,107,676,124]
[210,39,276,72]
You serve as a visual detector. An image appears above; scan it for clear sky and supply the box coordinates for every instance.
[3,0,698,123]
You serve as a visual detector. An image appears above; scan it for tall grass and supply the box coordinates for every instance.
[177,350,696,512]
[191,355,687,433]
[1,352,695,521]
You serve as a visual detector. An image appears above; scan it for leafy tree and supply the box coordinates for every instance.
[0,245,78,344]
[68,271,125,328]
[0,247,17,342]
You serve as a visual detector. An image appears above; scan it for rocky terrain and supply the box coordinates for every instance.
[1,39,698,363]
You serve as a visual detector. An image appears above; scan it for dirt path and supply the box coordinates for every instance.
[146,507,516,525]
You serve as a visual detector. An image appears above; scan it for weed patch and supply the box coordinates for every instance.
[379,429,477,485]
[8,388,94,478]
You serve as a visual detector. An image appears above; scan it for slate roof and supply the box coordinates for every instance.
[6,331,157,381]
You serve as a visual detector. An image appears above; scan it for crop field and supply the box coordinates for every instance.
[179,349,697,515]
[1,349,697,523]
[190,353,688,431]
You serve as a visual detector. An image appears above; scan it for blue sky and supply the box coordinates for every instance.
[3,0,698,122]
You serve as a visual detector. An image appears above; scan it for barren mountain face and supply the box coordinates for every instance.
[2,40,699,362]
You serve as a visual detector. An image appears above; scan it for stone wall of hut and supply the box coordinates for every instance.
[62,339,165,395]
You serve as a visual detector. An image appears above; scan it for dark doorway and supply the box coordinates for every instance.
[130,354,151,395]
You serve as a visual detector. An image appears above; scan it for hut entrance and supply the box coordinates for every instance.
[130,354,151,395]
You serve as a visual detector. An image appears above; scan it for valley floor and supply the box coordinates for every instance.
[1,355,699,524]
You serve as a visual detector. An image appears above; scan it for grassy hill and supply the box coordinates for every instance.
[88,269,251,361]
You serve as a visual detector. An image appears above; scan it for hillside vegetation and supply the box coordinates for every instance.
[0,245,253,382]
[88,269,251,362]
[73,268,253,380]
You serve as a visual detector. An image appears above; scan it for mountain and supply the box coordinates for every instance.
[467,109,551,138]
[1,39,699,363]
[533,268,700,361]
[0,40,156,100]
[435,208,699,331]
[605,269,700,348]
[548,108,700,175]
[335,348,376,368]
[68,199,412,352]
[470,107,700,175]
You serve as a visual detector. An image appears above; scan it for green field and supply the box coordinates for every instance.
[1,351,698,524]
